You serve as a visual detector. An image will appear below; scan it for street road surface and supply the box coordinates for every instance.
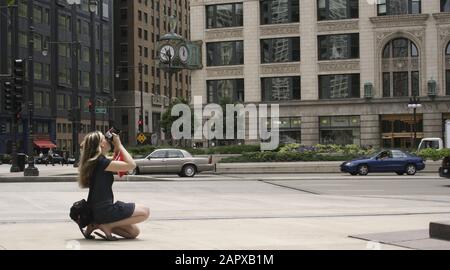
[0,169,449,250]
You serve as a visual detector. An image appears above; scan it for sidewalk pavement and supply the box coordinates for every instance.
[0,161,441,183]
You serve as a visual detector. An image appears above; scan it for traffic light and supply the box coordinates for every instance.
[3,81,13,112]
[138,117,144,130]
[88,100,93,112]
[13,59,25,113]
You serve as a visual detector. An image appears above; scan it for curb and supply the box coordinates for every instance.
[0,175,177,183]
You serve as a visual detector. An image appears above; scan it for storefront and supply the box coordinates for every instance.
[381,114,423,149]
[319,116,360,145]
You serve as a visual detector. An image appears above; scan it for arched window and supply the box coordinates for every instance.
[446,42,450,95]
[382,38,420,97]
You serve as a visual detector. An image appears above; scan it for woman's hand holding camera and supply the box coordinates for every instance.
[111,134,122,150]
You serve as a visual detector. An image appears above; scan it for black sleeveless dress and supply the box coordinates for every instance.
[87,155,135,224]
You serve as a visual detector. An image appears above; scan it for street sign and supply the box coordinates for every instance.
[95,108,107,114]
[137,133,147,144]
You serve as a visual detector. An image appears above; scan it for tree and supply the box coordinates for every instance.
[161,97,192,146]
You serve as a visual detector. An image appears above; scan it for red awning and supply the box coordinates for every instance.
[34,140,57,149]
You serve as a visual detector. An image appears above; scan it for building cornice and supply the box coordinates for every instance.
[433,12,450,25]
[260,23,300,37]
[205,28,244,41]
[206,66,244,78]
[260,63,301,76]
[261,96,450,109]
[370,14,429,28]
[191,0,257,7]
[318,60,360,73]
[317,19,359,33]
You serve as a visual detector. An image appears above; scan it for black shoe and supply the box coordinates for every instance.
[79,227,95,240]
[94,231,119,241]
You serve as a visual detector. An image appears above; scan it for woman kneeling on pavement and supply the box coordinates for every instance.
[78,131,150,240]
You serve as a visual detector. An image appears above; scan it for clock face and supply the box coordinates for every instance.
[179,46,189,63]
[159,45,175,62]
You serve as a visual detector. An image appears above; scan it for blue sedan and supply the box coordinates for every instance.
[340,150,425,176]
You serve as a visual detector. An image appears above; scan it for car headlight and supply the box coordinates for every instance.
[345,162,353,166]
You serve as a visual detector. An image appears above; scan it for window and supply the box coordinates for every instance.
[319,74,360,99]
[43,64,50,81]
[81,46,89,62]
[34,62,42,80]
[33,5,43,24]
[382,38,420,97]
[318,34,359,60]
[262,77,301,101]
[150,150,167,159]
[274,117,302,144]
[382,38,418,58]
[58,68,71,85]
[320,116,360,145]
[261,37,300,63]
[393,72,408,97]
[79,71,90,88]
[167,150,184,158]
[57,95,65,110]
[58,14,71,31]
[317,0,358,21]
[377,0,421,16]
[206,3,243,29]
[207,41,244,66]
[34,92,43,108]
[207,79,244,103]
[442,0,450,12]
[260,0,299,25]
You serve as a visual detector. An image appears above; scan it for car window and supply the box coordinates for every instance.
[182,150,192,157]
[377,151,391,159]
[167,150,184,158]
[392,150,407,159]
[150,150,167,159]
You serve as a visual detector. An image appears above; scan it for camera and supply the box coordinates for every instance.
[105,127,121,150]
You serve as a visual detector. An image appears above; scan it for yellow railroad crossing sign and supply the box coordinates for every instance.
[137,133,147,144]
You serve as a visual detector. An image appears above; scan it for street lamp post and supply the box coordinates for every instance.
[23,0,38,176]
[88,0,98,132]
[408,96,422,149]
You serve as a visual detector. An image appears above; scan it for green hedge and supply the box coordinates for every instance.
[127,144,261,157]
[417,148,450,161]
[219,151,366,163]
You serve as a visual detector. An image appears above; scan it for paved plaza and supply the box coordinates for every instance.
[0,164,449,250]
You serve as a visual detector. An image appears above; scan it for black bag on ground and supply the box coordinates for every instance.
[69,199,92,229]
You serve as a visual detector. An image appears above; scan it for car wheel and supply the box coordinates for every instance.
[396,172,404,175]
[129,167,140,175]
[182,164,196,177]
[358,165,369,176]
[405,164,417,176]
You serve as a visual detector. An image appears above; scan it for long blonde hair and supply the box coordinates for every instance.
[78,131,105,188]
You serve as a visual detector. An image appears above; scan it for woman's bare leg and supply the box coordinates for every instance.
[98,205,149,238]
[112,225,140,239]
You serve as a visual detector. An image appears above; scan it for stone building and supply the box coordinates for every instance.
[190,0,450,148]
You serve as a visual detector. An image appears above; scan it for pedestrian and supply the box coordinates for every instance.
[78,131,150,240]
[48,148,54,166]
[64,151,70,166]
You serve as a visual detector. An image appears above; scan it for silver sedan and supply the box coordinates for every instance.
[130,149,215,177]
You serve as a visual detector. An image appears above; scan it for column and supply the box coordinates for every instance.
[360,114,380,148]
